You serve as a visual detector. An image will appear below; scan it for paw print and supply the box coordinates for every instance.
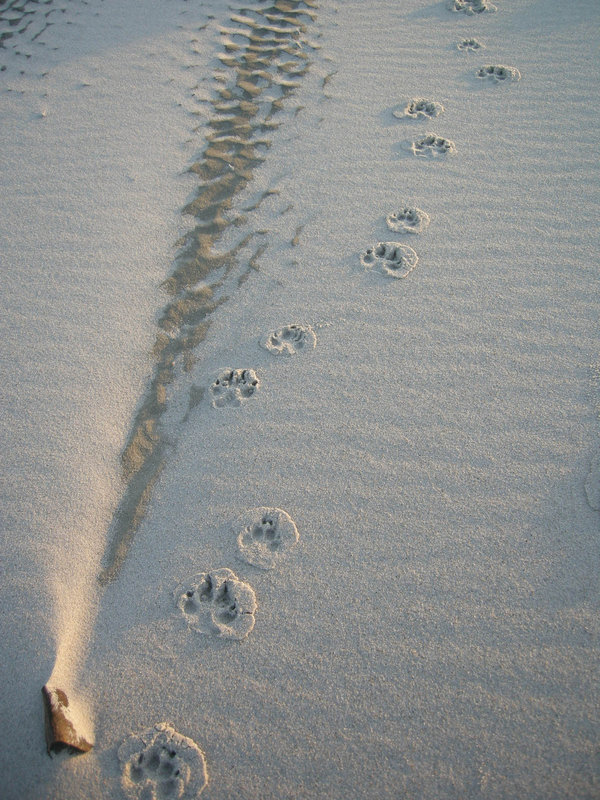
[235,507,299,569]
[360,242,419,279]
[119,723,208,799]
[175,568,257,639]
[209,368,260,407]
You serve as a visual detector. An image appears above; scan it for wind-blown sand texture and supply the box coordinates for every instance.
[1,0,599,798]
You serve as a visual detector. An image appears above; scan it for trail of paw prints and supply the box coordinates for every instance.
[119,723,208,800]
[235,507,299,569]
[409,133,457,158]
[477,64,521,83]
[260,324,316,356]
[393,98,444,120]
[457,38,484,53]
[450,0,497,14]
[175,568,257,640]
[360,242,418,279]
[209,368,259,407]
[386,207,430,235]
[585,452,600,512]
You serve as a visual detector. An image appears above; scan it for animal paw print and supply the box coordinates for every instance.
[477,65,521,83]
[235,507,299,569]
[175,568,257,640]
[393,98,444,120]
[386,207,430,234]
[210,368,259,407]
[261,324,316,356]
[411,133,457,157]
[450,0,497,14]
[360,242,418,279]
[457,38,484,52]
[119,723,208,800]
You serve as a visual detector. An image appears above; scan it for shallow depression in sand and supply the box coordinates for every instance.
[235,507,299,569]
[174,568,257,639]
[119,723,208,799]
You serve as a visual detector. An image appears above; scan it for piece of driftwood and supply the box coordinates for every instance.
[42,685,93,755]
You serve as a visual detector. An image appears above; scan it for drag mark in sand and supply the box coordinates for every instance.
[119,723,208,799]
[0,0,90,70]
[175,568,257,639]
[99,0,319,584]
[0,0,54,54]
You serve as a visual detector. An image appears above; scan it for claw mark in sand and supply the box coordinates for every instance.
[291,224,304,246]
[322,69,337,88]
[99,0,319,584]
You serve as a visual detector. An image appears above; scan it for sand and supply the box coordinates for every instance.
[1,0,599,797]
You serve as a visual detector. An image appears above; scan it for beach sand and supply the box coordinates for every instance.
[1,0,599,797]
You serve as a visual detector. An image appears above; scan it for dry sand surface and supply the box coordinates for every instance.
[1,0,599,797]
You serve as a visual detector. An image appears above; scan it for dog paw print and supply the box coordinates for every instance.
[261,324,316,356]
[393,98,444,120]
[450,0,497,14]
[209,368,259,407]
[235,507,299,569]
[410,133,457,157]
[457,38,484,52]
[119,723,208,799]
[386,207,430,234]
[360,242,419,279]
[477,64,521,82]
[175,568,257,640]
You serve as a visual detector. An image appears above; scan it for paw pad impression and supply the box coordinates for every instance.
[209,368,259,407]
[235,507,299,569]
[119,723,208,799]
[386,207,430,234]
[175,568,257,639]
[261,324,316,356]
[477,64,521,82]
[393,98,444,120]
[360,242,419,279]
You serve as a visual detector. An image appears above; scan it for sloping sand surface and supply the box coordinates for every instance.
[1,0,598,797]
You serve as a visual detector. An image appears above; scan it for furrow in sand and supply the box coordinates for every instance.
[99,0,319,586]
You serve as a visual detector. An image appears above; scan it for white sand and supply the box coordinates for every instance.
[1,0,599,797]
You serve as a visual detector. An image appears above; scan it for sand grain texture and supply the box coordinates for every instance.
[1,0,599,798]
